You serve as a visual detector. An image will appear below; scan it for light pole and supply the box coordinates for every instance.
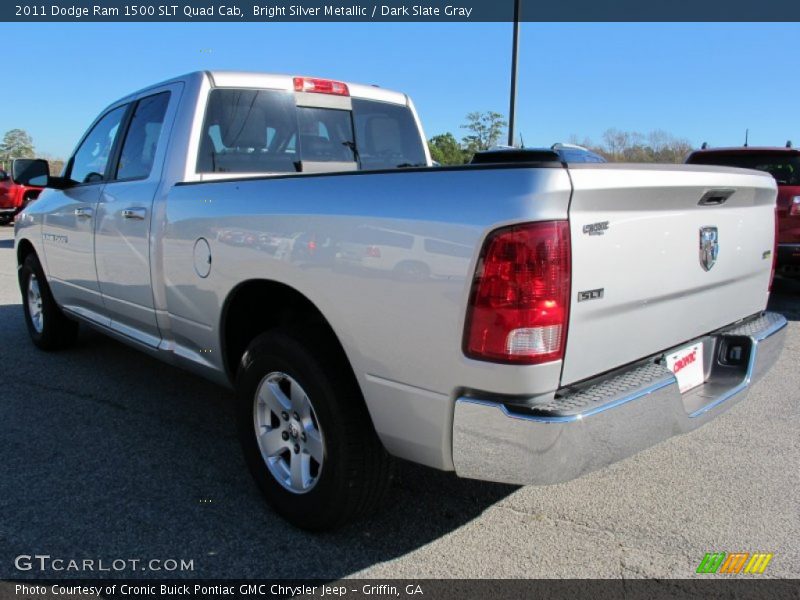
[507,0,521,147]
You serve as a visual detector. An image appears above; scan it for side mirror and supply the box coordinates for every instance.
[0,170,9,181]
[12,158,50,187]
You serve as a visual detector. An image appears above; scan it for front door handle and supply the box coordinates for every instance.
[74,207,93,219]
[122,207,147,220]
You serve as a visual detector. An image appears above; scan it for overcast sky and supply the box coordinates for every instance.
[1,22,796,157]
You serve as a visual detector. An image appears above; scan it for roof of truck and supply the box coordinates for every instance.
[130,70,409,106]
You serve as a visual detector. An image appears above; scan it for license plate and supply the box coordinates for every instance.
[666,342,705,393]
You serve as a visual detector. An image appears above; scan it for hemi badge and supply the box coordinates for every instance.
[578,288,604,302]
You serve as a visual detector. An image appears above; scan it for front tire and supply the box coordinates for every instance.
[236,327,393,530]
[19,253,79,350]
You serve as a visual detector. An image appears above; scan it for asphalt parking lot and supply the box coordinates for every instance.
[0,224,798,580]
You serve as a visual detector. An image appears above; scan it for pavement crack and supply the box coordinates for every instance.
[494,504,618,540]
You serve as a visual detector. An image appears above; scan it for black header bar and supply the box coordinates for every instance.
[5,0,800,22]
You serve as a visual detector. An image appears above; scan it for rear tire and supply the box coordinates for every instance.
[235,327,393,530]
[19,253,79,350]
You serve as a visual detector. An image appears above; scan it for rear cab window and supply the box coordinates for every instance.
[197,86,427,175]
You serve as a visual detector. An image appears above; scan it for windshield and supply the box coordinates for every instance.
[688,152,800,185]
[197,89,426,174]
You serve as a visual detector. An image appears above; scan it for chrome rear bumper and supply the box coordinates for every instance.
[452,311,787,486]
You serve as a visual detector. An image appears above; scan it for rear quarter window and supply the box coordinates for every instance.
[353,227,414,249]
[423,238,473,258]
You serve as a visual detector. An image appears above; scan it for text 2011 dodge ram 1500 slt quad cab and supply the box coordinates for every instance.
[14,71,787,530]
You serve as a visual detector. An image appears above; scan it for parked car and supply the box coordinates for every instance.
[551,143,607,163]
[686,145,800,276]
[15,71,786,530]
[471,143,607,165]
[0,159,45,225]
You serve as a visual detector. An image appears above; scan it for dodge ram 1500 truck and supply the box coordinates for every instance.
[14,71,787,530]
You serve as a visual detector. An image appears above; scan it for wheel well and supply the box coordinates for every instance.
[221,280,352,383]
[16,238,35,266]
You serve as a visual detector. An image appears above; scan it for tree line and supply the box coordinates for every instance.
[568,129,694,164]
[427,114,696,165]
[0,128,64,174]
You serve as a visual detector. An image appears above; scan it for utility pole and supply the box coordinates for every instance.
[507,0,521,147]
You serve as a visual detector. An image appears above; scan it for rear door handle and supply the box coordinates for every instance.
[122,207,147,220]
[74,207,93,219]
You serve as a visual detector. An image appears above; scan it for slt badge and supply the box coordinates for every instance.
[699,226,719,271]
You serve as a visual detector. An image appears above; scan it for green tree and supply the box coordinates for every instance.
[460,111,507,155]
[0,129,35,159]
[428,133,467,165]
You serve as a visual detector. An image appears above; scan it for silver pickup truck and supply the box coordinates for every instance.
[14,71,787,530]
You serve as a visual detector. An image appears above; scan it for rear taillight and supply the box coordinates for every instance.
[769,205,778,292]
[365,245,381,258]
[464,221,571,364]
[790,196,800,217]
[293,77,349,96]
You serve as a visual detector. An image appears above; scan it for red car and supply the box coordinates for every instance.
[686,146,800,275]
[0,159,45,225]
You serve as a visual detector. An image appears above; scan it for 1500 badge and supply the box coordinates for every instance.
[43,233,68,244]
[582,221,609,236]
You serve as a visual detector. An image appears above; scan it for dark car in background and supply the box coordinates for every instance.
[686,146,800,275]
[472,143,607,166]
[550,143,607,163]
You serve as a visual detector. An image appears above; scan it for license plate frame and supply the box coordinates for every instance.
[666,342,705,394]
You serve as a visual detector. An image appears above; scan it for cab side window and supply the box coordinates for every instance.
[67,105,127,184]
[115,92,171,180]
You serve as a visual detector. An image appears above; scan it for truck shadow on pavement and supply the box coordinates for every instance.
[0,303,516,580]
[769,275,800,320]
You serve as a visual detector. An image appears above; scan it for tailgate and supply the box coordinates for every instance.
[562,164,777,385]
